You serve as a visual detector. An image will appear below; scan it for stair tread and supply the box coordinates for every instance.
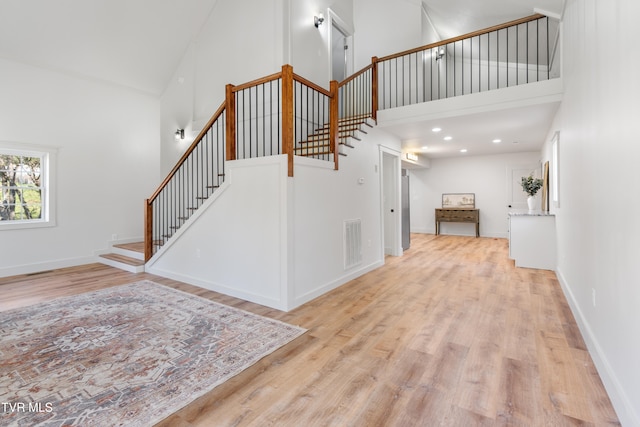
[113,242,145,253]
[100,253,145,266]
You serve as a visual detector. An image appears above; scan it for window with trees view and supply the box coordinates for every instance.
[0,145,55,229]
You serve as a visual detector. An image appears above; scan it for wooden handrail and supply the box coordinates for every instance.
[293,73,332,97]
[232,71,283,93]
[338,63,374,88]
[148,101,225,204]
[377,13,545,63]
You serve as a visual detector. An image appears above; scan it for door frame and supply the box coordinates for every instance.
[380,146,402,257]
[327,8,354,82]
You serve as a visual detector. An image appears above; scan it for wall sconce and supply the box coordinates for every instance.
[174,128,184,140]
[434,47,445,61]
[314,12,324,28]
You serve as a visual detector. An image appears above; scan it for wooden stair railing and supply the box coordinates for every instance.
[144,14,557,262]
[145,102,227,260]
[144,65,343,261]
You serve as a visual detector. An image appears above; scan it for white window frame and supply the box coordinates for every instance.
[0,142,57,230]
[551,132,560,208]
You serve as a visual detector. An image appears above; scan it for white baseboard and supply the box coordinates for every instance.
[556,268,639,427]
[292,260,384,309]
[145,266,286,311]
[149,259,385,313]
[0,256,96,278]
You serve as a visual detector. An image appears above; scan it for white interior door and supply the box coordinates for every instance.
[328,9,353,83]
[382,149,402,256]
[331,23,347,81]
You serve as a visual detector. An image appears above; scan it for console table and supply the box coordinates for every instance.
[435,208,480,237]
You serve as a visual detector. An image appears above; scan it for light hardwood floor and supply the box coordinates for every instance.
[0,234,620,426]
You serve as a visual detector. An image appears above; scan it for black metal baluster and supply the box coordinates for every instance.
[445,44,448,99]
[516,24,519,85]
[487,33,490,91]
[537,18,540,82]
[526,21,530,83]
[507,26,510,87]
[496,30,499,90]
[453,42,456,96]
[546,17,550,80]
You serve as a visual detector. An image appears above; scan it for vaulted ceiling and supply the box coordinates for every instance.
[422,0,563,39]
[0,0,565,158]
[0,0,564,95]
[0,0,219,95]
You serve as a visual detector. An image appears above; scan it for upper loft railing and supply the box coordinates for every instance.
[374,14,559,110]
[144,14,559,260]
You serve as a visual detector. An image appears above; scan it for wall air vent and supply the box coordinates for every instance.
[344,219,362,270]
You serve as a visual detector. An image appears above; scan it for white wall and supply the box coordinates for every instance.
[148,126,401,311]
[292,127,401,306]
[147,156,290,310]
[540,1,640,425]
[421,3,440,45]
[0,59,160,277]
[353,0,422,69]
[159,0,355,176]
[409,152,540,238]
[290,0,354,87]
[159,0,286,175]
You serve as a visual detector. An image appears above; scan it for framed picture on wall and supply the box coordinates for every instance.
[542,161,550,212]
[442,193,475,209]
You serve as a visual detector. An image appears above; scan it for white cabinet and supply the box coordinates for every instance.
[508,212,556,270]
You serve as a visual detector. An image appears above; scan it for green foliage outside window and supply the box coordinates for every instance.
[0,154,43,221]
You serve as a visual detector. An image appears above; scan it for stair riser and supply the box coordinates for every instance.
[295,145,349,156]
[305,132,361,142]
[111,246,145,261]
[98,256,145,273]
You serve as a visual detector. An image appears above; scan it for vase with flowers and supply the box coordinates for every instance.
[521,174,543,211]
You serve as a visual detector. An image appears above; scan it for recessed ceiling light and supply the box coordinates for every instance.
[421,146,429,150]
[432,127,442,133]
[492,139,502,143]
[460,149,468,153]
[444,136,453,141]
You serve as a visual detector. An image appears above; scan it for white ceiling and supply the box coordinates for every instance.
[0,0,219,95]
[422,0,564,39]
[0,0,565,158]
[384,102,561,159]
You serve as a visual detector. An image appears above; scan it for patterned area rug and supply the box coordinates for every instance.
[0,280,306,426]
